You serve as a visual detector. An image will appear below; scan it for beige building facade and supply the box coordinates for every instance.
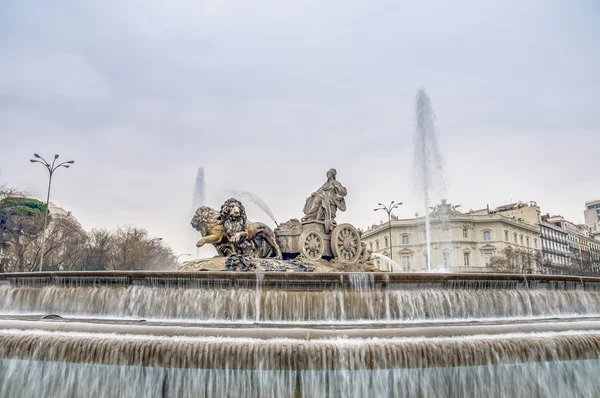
[362,200,540,272]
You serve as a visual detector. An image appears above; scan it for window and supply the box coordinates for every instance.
[402,255,410,270]
[376,240,379,250]
[443,252,451,267]
[526,237,530,247]
[505,231,509,241]
[483,231,491,241]
[384,237,389,247]
[514,233,518,243]
[464,252,470,266]
[484,253,493,266]
[402,235,409,245]
[520,235,524,245]
[463,228,468,238]
[369,242,373,251]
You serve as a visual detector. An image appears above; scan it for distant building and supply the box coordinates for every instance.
[545,215,600,274]
[362,200,539,272]
[546,216,584,270]
[585,199,600,224]
[48,202,83,230]
[585,199,600,232]
[539,219,570,269]
[477,201,571,269]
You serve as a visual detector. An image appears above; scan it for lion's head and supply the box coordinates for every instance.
[190,206,220,236]
[219,198,247,225]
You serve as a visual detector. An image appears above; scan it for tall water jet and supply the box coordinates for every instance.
[413,88,445,271]
[192,167,205,210]
[191,167,208,257]
[224,189,278,226]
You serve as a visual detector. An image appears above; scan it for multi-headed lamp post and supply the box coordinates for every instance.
[374,201,403,265]
[30,154,75,272]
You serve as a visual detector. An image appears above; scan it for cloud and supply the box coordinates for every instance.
[0,0,598,257]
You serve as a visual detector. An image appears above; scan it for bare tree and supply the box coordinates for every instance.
[0,184,27,201]
[489,247,543,274]
[1,196,177,272]
[79,229,116,271]
[109,226,177,271]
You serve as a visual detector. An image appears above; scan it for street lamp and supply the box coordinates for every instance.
[375,201,403,270]
[30,154,74,272]
[176,253,191,262]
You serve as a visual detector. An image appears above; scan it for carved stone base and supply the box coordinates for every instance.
[225,255,317,272]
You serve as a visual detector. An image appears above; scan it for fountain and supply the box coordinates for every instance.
[371,252,403,272]
[2,168,600,396]
[191,166,208,258]
[2,272,600,396]
[224,189,279,226]
[414,88,445,271]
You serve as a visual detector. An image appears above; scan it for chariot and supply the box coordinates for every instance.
[274,219,364,264]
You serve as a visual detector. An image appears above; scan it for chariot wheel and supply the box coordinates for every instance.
[299,230,325,260]
[331,223,361,263]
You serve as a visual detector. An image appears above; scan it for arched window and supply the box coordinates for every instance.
[514,233,518,243]
[384,236,389,247]
[376,240,380,250]
[520,235,524,245]
[505,231,509,241]
[463,228,468,238]
[526,237,530,247]
[483,231,491,241]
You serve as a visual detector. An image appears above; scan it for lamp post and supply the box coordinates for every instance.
[30,154,74,272]
[176,253,191,262]
[375,201,403,271]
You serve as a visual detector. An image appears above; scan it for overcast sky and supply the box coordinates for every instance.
[1,0,598,258]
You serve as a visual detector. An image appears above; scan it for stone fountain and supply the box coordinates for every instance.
[187,168,374,272]
[2,170,600,396]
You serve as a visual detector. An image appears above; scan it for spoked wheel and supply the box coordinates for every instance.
[331,223,361,263]
[299,230,325,260]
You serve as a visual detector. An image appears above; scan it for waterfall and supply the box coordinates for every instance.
[414,89,445,271]
[1,330,600,397]
[2,280,600,323]
[2,272,600,396]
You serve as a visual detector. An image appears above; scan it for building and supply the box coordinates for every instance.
[475,201,570,269]
[546,216,584,270]
[362,200,540,272]
[585,199,600,228]
[539,219,570,269]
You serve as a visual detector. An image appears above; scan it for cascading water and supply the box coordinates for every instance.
[414,88,445,271]
[2,272,600,396]
[371,253,403,272]
[3,278,600,323]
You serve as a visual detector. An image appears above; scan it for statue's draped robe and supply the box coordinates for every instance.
[302,179,347,232]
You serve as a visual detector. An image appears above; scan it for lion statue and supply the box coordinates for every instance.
[190,206,236,257]
[190,198,282,259]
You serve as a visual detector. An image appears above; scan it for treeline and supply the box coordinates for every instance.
[0,186,177,272]
[489,246,600,276]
